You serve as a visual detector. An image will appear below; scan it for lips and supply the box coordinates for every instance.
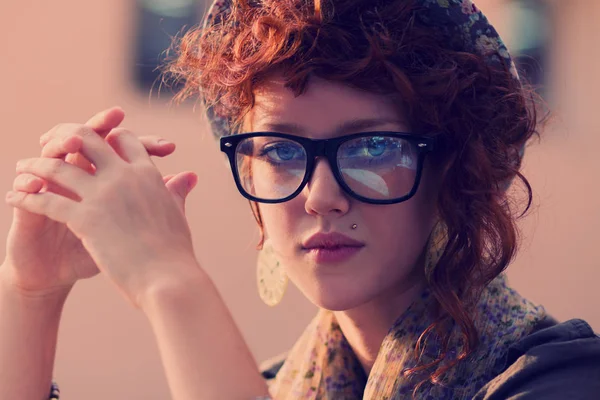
[301,232,364,264]
[302,232,365,250]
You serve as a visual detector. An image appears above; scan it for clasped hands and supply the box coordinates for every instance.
[5,107,203,308]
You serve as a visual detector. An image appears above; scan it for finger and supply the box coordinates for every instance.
[57,136,173,176]
[163,174,176,183]
[41,136,83,159]
[39,107,125,178]
[16,158,93,198]
[165,172,198,214]
[39,107,124,148]
[40,128,93,174]
[5,190,77,226]
[12,174,45,193]
[12,172,82,201]
[165,173,189,213]
[40,107,125,147]
[64,153,96,175]
[105,128,153,164]
[137,136,176,158]
[53,124,122,171]
[84,106,125,137]
[104,134,175,161]
[43,135,174,167]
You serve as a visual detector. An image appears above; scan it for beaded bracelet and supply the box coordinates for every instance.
[49,380,60,399]
[48,380,272,399]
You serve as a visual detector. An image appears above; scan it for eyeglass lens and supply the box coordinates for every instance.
[235,135,418,201]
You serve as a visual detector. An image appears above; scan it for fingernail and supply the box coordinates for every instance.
[158,139,172,145]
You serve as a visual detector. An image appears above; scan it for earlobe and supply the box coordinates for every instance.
[257,228,265,250]
[249,200,265,249]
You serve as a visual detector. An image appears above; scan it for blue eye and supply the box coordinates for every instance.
[259,142,304,164]
[271,145,297,160]
[338,136,416,170]
[367,140,387,157]
[345,137,394,158]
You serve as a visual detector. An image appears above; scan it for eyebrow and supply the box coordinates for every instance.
[256,117,407,135]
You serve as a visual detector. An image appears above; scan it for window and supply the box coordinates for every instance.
[506,0,551,93]
[133,0,207,95]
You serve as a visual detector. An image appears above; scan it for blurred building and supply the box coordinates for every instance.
[132,0,552,93]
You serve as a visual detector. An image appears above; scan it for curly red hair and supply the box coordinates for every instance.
[163,0,541,391]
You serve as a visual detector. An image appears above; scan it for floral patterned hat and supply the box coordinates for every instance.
[202,0,520,141]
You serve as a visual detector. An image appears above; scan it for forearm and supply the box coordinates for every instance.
[0,267,69,400]
[141,266,270,400]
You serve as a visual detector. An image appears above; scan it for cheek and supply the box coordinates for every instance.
[257,201,304,248]
[370,206,430,255]
[365,184,438,267]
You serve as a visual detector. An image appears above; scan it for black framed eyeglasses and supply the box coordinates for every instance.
[220,131,435,205]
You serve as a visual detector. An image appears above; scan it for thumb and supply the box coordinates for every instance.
[165,172,198,213]
[64,107,126,172]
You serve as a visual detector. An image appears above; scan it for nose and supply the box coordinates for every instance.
[303,158,351,216]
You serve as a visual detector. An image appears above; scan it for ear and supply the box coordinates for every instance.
[249,200,265,250]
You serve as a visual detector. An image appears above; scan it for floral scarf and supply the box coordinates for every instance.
[267,274,545,399]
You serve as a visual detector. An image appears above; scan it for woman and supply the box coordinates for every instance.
[1,0,598,399]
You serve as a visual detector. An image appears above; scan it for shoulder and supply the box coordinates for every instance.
[474,316,600,400]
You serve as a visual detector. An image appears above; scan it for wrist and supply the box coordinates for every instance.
[137,262,213,314]
[0,265,73,307]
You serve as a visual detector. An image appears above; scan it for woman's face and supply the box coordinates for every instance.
[244,74,441,311]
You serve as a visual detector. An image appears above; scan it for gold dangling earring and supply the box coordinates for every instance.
[256,239,289,307]
[424,220,449,281]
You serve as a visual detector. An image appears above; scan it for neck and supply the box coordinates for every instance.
[333,273,426,376]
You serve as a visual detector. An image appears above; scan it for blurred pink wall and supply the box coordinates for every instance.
[0,0,597,398]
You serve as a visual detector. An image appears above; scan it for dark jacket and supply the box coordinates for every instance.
[260,316,600,399]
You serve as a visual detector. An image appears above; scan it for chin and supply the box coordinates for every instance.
[288,260,382,311]
[306,285,374,312]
